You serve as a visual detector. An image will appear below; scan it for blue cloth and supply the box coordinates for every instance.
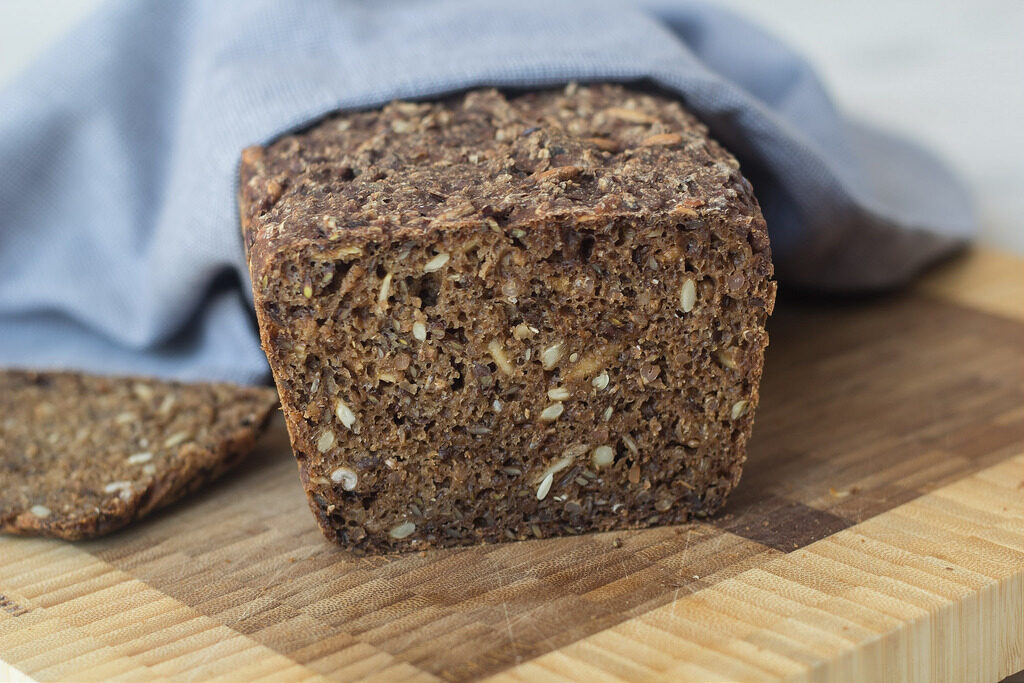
[0,0,973,384]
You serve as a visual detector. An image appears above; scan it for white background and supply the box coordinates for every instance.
[1,0,1021,254]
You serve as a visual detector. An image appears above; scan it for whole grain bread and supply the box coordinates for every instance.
[240,83,775,553]
[0,370,279,540]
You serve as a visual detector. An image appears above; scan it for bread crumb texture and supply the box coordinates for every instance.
[0,370,278,540]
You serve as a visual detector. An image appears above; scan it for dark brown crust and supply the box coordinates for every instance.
[239,84,769,278]
[240,83,775,553]
[0,370,279,540]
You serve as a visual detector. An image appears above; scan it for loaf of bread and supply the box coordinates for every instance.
[240,83,775,553]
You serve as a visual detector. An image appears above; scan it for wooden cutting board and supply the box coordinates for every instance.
[1,248,1022,682]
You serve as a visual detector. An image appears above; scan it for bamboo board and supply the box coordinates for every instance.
[1,248,1022,682]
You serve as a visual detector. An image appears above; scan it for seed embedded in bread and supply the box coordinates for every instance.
[591,446,615,469]
[487,340,516,376]
[539,403,564,422]
[680,278,697,312]
[389,521,416,538]
[423,253,450,272]
[317,430,336,453]
[335,399,356,430]
[541,342,565,371]
[163,432,189,448]
[513,323,537,340]
[536,473,554,501]
[731,400,750,419]
[547,387,570,401]
[378,272,393,307]
[330,467,358,491]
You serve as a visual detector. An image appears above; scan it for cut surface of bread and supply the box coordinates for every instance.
[0,370,279,540]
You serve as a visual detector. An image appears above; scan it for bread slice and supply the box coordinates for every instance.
[0,370,279,539]
[240,83,775,553]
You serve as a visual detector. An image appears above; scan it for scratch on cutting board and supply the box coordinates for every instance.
[506,601,558,653]
[667,527,699,619]
[496,565,522,664]
[502,600,521,664]
[259,544,320,593]
[617,552,631,582]
[679,527,696,567]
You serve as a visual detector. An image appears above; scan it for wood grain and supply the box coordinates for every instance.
[493,453,1024,682]
[1,247,1022,681]
[918,247,1024,322]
